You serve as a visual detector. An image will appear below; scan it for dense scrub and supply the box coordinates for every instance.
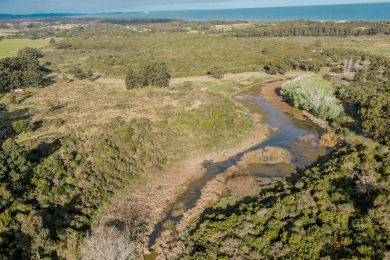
[337,81,390,145]
[0,79,254,258]
[280,75,344,120]
[0,118,166,258]
[234,21,390,38]
[125,62,171,89]
[0,48,49,93]
[183,143,390,259]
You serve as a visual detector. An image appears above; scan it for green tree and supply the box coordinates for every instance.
[143,62,171,87]
[0,48,48,93]
[125,68,144,89]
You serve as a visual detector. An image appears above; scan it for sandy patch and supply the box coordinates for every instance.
[238,146,293,167]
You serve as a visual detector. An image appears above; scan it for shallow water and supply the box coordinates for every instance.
[148,84,328,247]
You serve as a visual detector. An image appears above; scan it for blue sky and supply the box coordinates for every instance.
[0,0,388,14]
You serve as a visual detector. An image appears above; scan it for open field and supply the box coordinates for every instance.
[0,29,17,36]
[0,38,49,58]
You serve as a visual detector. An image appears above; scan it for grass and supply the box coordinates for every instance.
[1,77,256,161]
[43,31,390,78]
[0,29,18,36]
[0,38,50,58]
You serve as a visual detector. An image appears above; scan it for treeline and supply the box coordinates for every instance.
[264,48,390,83]
[235,21,390,38]
[0,48,49,93]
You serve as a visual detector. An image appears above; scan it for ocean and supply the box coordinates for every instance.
[1,2,390,21]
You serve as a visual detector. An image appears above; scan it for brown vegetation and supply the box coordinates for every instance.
[226,174,257,195]
[320,132,340,148]
[238,146,293,167]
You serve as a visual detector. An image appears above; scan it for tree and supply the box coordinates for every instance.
[143,62,171,87]
[125,68,144,89]
[0,48,48,93]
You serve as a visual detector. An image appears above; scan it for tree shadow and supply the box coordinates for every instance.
[330,176,379,214]
[28,139,61,163]
[40,195,90,241]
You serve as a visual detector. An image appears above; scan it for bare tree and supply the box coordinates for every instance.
[83,227,137,260]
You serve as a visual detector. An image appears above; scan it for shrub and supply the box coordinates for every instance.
[207,66,225,79]
[0,48,48,93]
[125,68,144,89]
[280,75,344,120]
[12,119,32,134]
[143,62,171,87]
[264,63,287,75]
[67,66,93,80]
[125,62,171,89]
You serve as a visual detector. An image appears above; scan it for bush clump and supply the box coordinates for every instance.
[280,75,344,120]
[207,66,225,79]
[125,62,171,89]
[0,48,48,93]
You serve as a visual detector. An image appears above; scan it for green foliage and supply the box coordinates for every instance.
[234,21,390,38]
[0,118,167,258]
[183,144,390,259]
[281,75,344,120]
[11,119,32,134]
[0,48,48,93]
[125,68,144,89]
[337,82,390,145]
[143,62,171,87]
[125,62,171,89]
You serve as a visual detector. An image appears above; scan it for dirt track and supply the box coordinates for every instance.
[95,71,267,85]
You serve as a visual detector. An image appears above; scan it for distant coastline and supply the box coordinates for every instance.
[1,2,390,21]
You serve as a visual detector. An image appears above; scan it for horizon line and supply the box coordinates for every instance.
[1,1,389,16]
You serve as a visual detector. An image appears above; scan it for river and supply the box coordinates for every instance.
[148,81,329,248]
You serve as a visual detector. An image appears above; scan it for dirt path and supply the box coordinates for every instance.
[95,71,267,85]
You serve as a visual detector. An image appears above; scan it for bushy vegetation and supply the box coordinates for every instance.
[207,66,225,79]
[280,75,344,120]
[183,143,390,259]
[125,62,170,89]
[0,118,166,258]
[337,81,390,145]
[234,21,390,38]
[0,78,254,258]
[0,48,48,93]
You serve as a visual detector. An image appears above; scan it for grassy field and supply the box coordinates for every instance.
[0,29,17,36]
[0,38,50,58]
[44,31,390,78]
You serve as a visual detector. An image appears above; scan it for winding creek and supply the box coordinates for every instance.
[148,81,330,248]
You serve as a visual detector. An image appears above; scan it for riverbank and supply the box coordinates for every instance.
[147,78,329,258]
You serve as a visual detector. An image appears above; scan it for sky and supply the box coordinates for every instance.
[0,0,388,14]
